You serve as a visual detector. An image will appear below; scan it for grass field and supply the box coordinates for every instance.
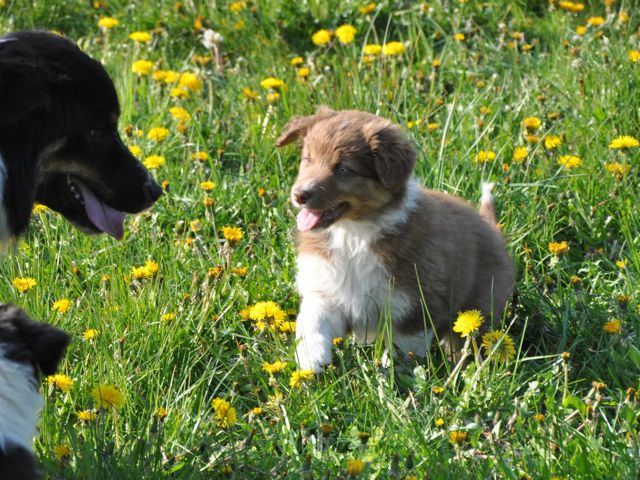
[1,0,640,478]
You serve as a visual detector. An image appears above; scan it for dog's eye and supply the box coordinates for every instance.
[335,165,352,175]
[87,128,107,141]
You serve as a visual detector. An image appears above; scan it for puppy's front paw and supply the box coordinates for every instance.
[295,337,332,373]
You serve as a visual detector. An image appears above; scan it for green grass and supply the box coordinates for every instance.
[2,0,640,478]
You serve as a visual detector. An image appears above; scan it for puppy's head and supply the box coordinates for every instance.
[0,31,162,240]
[277,107,416,232]
[0,305,70,378]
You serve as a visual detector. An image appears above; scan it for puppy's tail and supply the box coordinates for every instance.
[479,182,498,226]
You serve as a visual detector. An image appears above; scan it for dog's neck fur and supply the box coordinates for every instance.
[326,179,420,252]
[0,152,8,241]
[0,346,43,451]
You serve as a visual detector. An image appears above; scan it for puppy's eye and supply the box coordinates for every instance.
[335,164,352,176]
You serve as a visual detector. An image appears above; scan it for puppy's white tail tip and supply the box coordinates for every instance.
[479,182,497,225]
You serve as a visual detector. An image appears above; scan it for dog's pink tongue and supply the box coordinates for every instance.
[76,181,126,240]
[296,209,323,232]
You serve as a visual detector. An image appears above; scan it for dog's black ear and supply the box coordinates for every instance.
[362,119,416,192]
[276,105,336,147]
[0,305,70,375]
[0,60,52,127]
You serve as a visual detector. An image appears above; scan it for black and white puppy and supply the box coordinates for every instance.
[0,305,70,480]
[0,31,162,241]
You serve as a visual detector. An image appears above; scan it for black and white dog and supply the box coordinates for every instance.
[0,305,70,479]
[0,31,163,477]
[0,31,162,240]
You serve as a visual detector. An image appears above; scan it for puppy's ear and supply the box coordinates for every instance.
[275,105,336,147]
[0,61,52,127]
[362,119,416,192]
[0,305,71,376]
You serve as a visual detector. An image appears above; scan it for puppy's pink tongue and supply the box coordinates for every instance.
[76,181,126,240]
[297,209,322,232]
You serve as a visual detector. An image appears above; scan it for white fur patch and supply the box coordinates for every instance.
[295,181,421,372]
[0,346,43,451]
[0,151,8,242]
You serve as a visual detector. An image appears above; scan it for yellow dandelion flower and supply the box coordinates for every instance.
[199,180,215,191]
[161,312,176,322]
[432,386,445,395]
[527,134,539,144]
[229,1,246,13]
[544,135,562,150]
[523,116,541,130]
[533,413,545,422]
[97,17,120,29]
[12,277,36,293]
[131,60,153,76]
[332,337,343,346]
[251,406,263,416]
[52,298,71,313]
[557,155,582,169]
[143,155,166,170]
[241,87,258,100]
[454,33,465,42]
[179,72,202,92]
[435,417,445,427]
[208,266,224,279]
[289,369,314,389]
[279,321,296,333]
[249,301,285,327]
[290,56,304,66]
[453,310,484,337]
[549,241,569,255]
[147,127,169,142]
[47,374,74,392]
[260,77,285,90]
[212,397,237,428]
[262,360,288,375]
[604,162,630,180]
[481,330,516,362]
[363,44,382,56]
[53,444,71,460]
[297,67,310,78]
[129,31,152,43]
[558,1,584,13]
[91,384,125,409]
[162,70,180,83]
[512,146,527,163]
[128,145,142,157]
[359,3,377,14]
[569,275,581,285]
[587,16,605,27]
[266,92,280,103]
[603,319,622,334]
[474,150,496,163]
[170,86,190,99]
[221,225,244,245]
[619,11,630,23]
[311,29,332,46]
[77,410,98,422]
[169,106,191,122]
[609,135,639,149]
[448,430,468,444]
[575,25,587,36]
[155,407,169,418]
[346,458,365,476]
[32,203,49,214]
[628,50,640,63]
[382,41,405,56]
[335,25,357,44]
[83,328,98,341]
[428,122,439,132]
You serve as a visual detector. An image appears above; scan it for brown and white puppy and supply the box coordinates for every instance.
[277,107,515,372]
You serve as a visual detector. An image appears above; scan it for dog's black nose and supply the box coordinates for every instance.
[293,187,312,205]
[145,179,163,203]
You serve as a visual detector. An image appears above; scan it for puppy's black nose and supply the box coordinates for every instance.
[145,179,163,203]
[293,187,311,205]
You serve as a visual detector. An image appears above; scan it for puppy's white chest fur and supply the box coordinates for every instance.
[297,220,407,343]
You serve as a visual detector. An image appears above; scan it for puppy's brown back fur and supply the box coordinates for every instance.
[373,187,514,352]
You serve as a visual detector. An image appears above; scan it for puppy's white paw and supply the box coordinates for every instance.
[295,337,332,373]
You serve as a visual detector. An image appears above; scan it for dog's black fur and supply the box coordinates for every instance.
[0,31,162,239]
[0,305,70,480]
